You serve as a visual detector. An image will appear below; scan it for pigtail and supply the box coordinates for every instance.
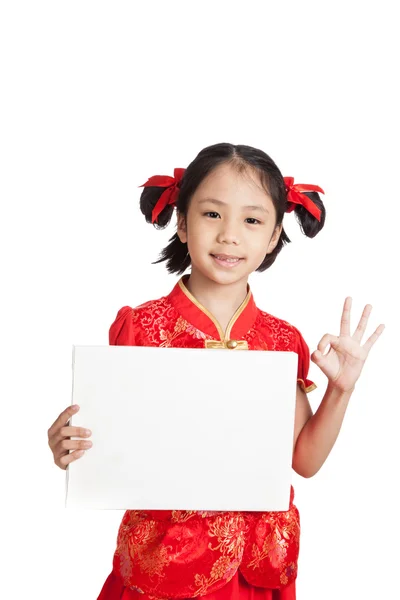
[292,191,326,238]
[257,185,326,273]
[138,169,190,272]
[139,187,176,229]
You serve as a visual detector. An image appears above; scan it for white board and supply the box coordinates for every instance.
[66,345,298,511]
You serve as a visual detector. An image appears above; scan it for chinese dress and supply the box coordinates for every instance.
[97,275,316,600]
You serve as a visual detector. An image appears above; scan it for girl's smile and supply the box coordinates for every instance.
[211,253,245,268]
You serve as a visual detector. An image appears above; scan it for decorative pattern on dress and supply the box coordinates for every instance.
[108,277,316,598]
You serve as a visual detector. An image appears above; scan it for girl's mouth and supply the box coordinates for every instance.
[211,254,244,268]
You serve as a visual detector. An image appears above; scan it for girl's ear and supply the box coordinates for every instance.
[267,223,283,254]
[177,212,187,244]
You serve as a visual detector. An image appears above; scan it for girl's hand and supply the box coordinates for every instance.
[48,405,92,470]
[310,297,385,393]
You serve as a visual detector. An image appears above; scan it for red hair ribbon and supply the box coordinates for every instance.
[139,168,186,224]
[283,177,324,222]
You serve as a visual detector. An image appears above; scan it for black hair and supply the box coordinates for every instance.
[139,142,326,274]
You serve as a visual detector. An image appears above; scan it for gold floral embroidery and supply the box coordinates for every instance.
[159,316,208,347]
[248,531,287,570]
[193,574,211,596]
[193,557,241,597]
[208,515,247,559]
[134,543,172,578]
[246,514,298,570]
[171,510,197,523]
[129,519,159,546]
[121,518,172,579]
[170,509,225,522]
[159,316,188,347]
[185,322,209,340]
[210,555,233,579]
[192,515,246,596]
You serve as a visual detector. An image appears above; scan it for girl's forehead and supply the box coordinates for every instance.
[194,162,272,203]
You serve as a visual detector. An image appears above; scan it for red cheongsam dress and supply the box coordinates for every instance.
[97,275,317,600]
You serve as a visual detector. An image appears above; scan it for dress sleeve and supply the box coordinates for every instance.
[109,306,137,346]
[293,325,317,393]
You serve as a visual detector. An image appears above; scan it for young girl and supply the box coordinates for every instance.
[48,142,384,600]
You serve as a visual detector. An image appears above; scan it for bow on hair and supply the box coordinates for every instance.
[139,168,186,224]
[283,177,324,222]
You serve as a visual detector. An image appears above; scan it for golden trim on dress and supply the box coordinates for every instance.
[178,277,251,350]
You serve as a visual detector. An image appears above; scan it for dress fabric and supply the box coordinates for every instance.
[97,276,316,600]
[97,569,296,600]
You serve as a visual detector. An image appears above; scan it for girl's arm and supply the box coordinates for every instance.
[292,383,352,478]
[292,297,384,478]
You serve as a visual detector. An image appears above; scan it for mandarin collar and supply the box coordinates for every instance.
[167,275,258,342]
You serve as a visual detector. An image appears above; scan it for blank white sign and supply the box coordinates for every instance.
[66,345,298,511]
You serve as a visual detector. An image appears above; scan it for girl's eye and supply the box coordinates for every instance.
[204,211,220,219]
[245,218,261,225]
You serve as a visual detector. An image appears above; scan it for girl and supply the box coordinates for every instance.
[48,143,384,600]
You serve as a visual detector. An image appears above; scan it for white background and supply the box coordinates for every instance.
[1,1,398,599]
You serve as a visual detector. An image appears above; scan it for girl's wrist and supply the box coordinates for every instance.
[327,380,355,396]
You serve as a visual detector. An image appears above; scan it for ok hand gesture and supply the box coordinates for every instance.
[311,297,385,393]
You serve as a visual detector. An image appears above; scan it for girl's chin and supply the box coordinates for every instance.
[193,266,250,286]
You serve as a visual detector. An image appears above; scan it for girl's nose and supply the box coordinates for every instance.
[216,222,240,245]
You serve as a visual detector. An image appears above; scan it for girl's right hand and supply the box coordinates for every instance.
[48,405,92,470]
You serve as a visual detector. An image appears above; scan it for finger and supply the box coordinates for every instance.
[352,304,372,343]
[317,333,339,356]
[48,405,80,440]
[362,324,385,353]
[56,438,93,453]
[49,425,92,449]
[59,426,92,440]
[311,347,335,364]
[340,297,352,337]
[58,449,86,470]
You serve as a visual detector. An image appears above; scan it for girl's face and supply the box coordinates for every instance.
[177,163,282,287]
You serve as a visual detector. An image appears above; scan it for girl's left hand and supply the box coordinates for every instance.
[310,297,385,393]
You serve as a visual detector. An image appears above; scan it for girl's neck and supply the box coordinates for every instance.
[184,268,249,335]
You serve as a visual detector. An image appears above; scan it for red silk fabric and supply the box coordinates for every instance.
[283,176,324,222]
[97,276,316,599]
[98,569,296,600]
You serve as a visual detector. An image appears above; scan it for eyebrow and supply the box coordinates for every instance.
[198,197,269,214]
